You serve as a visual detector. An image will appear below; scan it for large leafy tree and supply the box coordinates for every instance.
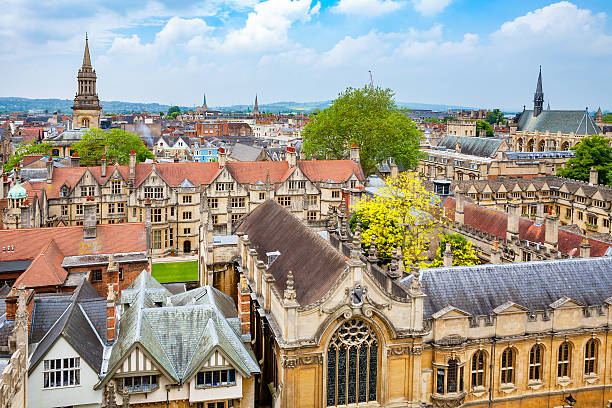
[476,120,494,137]
[351,172,445,267]
[485,108,505,125]
[302,86,422,175]
[72,128,154,166]
[3,141,52,172]
[602,113,612,123]
[427,233,480,268]
[556,134,612,185]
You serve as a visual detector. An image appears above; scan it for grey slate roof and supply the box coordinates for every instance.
[229,142,265,162]
[105,271,259,387]
[402,257,612,319]
[517,110,601,135]
[438,135,502,158]
[28,279,107,374]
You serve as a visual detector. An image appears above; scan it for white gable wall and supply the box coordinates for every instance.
[28,336,102,408]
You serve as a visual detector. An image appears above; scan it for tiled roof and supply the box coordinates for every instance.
[14,240,67,288]
[443,198,612,257]
[236,200,347,306]
[297,160,364,183]
[405,257,612,318]
[226,161,290,184]
[517,110,601,134]
[438,135,502,158]
[0,223,147,263]
[229,143,264,162]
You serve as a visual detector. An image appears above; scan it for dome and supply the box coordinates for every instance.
[7,182,27,200]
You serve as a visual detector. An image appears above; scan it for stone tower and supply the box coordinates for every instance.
[253,94,259,116]
[533,65,544,117]
[72,34,102,129]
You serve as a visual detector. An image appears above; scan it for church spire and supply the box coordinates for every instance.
[82,33,92,67]
[533,65,544,117]
[253,94,259,116]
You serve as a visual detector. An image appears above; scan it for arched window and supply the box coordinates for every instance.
[584,339,598,375]
[82,118,90,128]
[527,139,535,152]
[529,344,543,381]
[517,138,523,152]
[557,342,571,378]
[471,350,486,388]
[326,319,378,406]
[500,348,514,384]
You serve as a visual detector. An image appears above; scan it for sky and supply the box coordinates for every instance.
[0,0,611,111]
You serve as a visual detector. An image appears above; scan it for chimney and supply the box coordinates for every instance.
[579,238,591,258]
[129,150,136,186]
[490,240,502,264]
[589,167,598,185]
[350,144,360,163]
[101,155,106,178]
[237,274,252,339]
[443,243,453,267]
[544,215,558,250]
[535,202,545,225]
[106,284,116,344]
[145,198,152,253]
[286,146,296,167]
[174,153,179,163]
[46,156,53,184]
[71,153,80,167]
[506,203,519,241]
[14,163,20,182]
[83,197,97,239]
[455,192,465,224]
[390,160,399,178]
[218,147,227,168]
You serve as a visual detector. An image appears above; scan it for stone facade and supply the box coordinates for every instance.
[72,36,102,129]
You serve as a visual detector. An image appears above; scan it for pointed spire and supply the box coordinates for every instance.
[82,33,92,67]
[536,65,543,94]
[254,94,259,116]
[547,102,550,110]
[533,65,544,117]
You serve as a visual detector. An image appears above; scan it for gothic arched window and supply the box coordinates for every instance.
[326,319,378,406]
[529,344,543,381]
[584,339,598,375]
[471,350,486,388]
[557,342,572,378]
[500,348,515,384]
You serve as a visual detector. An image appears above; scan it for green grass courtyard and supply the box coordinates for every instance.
[152,261,198,283]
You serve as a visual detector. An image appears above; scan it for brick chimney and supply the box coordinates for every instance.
[46,156,53,184]
[350,143,360,163]
[101,155,106,178]
[490,240,502,263]
[506,203,519,241]
[218,147,227,168]
[83,197,97,239]
[106,283,116,344]
[544,215,558,250]
[237,274,251,339]
[455,192,465,224]
[589,167,598,185]
[129,150,136,186]
[144,198,152,253]
[71,153,80,167]
[286,147,296,168]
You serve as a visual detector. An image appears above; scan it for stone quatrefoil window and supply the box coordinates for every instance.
[326,319,378,406]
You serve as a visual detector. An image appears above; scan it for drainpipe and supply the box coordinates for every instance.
[488,339,495,408]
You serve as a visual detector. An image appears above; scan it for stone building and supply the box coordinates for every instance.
[201,200,612,407]
[19,150,364,256]
[72,35,102,129]
[419,136,570,181]
[509,67,604,152]
[452,174,612,235]
[446,119,476,137]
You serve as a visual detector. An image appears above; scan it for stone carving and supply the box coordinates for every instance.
[282,354,323,368]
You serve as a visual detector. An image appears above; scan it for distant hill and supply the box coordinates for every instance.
[0,96,472,114]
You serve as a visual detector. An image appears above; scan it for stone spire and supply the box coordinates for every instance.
[202,93,208,110]
[534,65,544,117]
[253,94,259,116]
[284,271,296,300]
[596,107,603,124]
[73,34,101,129]
[83,33,92,67]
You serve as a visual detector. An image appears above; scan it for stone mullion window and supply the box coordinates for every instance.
[529,344,543,381]
[584,339,598,375]
[557,342,571,378]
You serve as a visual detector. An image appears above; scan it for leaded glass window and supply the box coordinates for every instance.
[557,342,571,378]
[447,359,458,393]
[584,339,598,375]
[326,319,378,406]
[471,350,485,387]
[529,344,543,381]
[500,348,514,384]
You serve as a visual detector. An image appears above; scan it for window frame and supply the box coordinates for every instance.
[43,357,80,389]
[500,348,514,385]
[529,344,543,382]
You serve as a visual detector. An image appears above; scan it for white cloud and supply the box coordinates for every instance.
[223,0,313,52]
[321,31,391,66]
[332,0,403,17]
[412,0,453,16]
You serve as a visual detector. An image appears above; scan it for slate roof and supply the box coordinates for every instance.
[105,271,259,387]
[517,110,601,135]
[235,200,347,306]
[229,143,265,162]
[438,135,502,158]
[28,279,107,374]
[403,257,612,318]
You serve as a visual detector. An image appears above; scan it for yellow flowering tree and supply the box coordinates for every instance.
[351,172,445,267]
[427,233,480,267]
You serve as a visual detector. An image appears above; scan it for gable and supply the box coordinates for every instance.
[116,345,162,375]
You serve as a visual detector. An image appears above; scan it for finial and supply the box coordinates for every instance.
[368,235,377,261]
[284,271,296,300]
[86,32,88,41]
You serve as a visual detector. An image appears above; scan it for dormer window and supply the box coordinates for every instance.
[196,369,236,388]
[60,186,69,197]
[121,375,159,393]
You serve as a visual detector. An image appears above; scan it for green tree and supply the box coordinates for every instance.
[424,117,440,123]
[442,116,454,123]
[3,141,52,172]
[72,128,154,166]
[426,233,480,268]
[167,106,181,117]
[476,120,494,137]
[602,113,612,123]
[302,86,422,175]
[556,134,612,185]
[485,108,505,125]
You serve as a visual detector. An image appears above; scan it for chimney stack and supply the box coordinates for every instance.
[490,240,502,264]
[145,198,152,253]
[83,197,97,239]
[589,167,598,185]
[101,155,106,178]
[286,146,296,168]
[218,147,227,168]
[506,203,519,241]
[455,192,465,224]
[579,238,591,258]
[350,143,360,163]
[237,274,252,339]
[46,157,53,184]
[71,153,80,167]
[129,150,136,186]
[443,243,453,267]
[106,284,116,344]
[544,215,558,250]
[535,202,545,225]
[390,160,399,178]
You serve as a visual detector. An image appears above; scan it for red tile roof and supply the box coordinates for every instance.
[21,155,44,167]
[443,197,612,257]
[14,239,67,288]
[226,161,290,184]
[298,160,364,183]
[0,223,147,262]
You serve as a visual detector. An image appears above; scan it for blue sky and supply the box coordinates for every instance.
[0,0,610,111]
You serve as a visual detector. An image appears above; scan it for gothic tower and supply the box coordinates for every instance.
[253,94,259,116]
[533,65,544,117]
[72,34,102,129]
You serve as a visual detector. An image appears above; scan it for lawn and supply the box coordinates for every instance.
[152,261,198,283]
